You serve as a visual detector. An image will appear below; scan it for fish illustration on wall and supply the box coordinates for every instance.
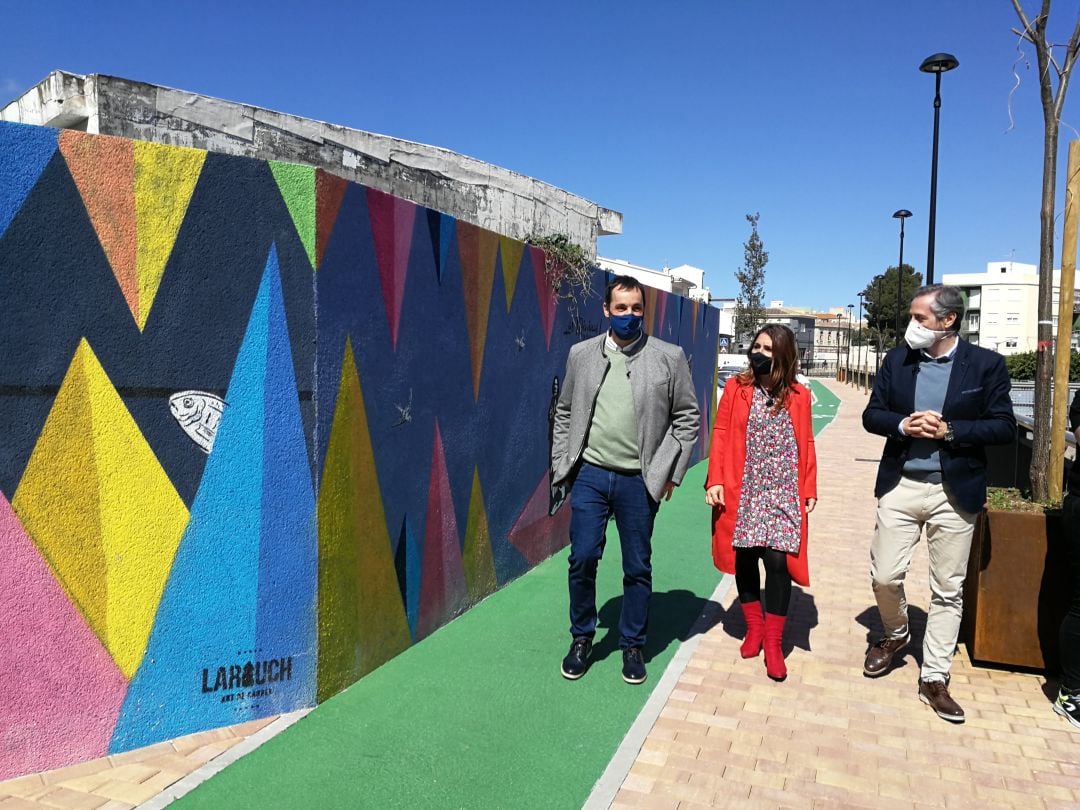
[169,391,227,453]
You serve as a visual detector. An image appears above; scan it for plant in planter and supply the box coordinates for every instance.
[963,486,1071,671]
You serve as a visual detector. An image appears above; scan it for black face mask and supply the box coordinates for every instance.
[749,352,772,376]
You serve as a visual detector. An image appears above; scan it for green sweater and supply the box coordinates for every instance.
[583,349,641,471]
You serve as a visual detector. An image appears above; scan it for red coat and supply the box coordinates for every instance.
[706,377,817,587]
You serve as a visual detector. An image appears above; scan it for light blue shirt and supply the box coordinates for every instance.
[903,341,957,481]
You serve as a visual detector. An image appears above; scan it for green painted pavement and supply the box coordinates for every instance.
[176,388,839,809]
[810,379,841,428]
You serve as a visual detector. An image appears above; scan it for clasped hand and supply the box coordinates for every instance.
[902,410,948,440]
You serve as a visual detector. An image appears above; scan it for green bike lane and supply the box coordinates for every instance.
[176,381,837,809]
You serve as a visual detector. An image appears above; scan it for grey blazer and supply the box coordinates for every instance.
[550,333,700,505]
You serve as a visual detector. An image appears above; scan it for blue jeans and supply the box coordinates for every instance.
[568,462,659,649]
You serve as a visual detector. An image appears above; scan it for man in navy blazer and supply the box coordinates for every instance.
[861,285,1015,723]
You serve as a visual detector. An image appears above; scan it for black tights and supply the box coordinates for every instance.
[735,547,792,616]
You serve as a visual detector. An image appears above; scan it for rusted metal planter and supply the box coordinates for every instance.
[962,508,1070,671]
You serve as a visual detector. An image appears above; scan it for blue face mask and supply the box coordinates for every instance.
[609,313,643,340]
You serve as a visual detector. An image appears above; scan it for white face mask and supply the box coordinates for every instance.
[905,319,950,350]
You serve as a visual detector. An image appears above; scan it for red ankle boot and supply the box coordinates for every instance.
[763,613,787,681]
[739,601,764,658]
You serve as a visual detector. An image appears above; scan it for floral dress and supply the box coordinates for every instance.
[731,386,802,553]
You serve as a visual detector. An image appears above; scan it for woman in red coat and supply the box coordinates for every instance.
[705,324,817,681]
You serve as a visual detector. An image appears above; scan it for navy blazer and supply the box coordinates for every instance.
[862,339,1016,514]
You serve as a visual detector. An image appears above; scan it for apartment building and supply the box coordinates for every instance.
[944,261,1080,354]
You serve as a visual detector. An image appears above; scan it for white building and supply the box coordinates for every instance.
[668,265,711,303]
[596,257,712,303]
[943,261,1080,354]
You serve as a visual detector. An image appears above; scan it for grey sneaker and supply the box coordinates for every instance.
[1053,687,1080,729]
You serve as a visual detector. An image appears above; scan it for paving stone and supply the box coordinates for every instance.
[746,785,815,808]
[39,762,108,787]
[610,787,680,808]
[49,775,111,796]
[33,787,109,809]
[86,780,160,805]
[0,776,46,799]
[105,742,174,766]
[0,797,52,809]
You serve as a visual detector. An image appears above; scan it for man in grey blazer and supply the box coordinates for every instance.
[551,275,700,684]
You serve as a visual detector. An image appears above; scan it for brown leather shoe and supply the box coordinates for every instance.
[919,678,965,723]
[863,634,909,677]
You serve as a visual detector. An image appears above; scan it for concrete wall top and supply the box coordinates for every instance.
[2,71,622,254]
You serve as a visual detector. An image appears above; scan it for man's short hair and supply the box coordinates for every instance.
[605,275,646,306]
[912,284,965,333]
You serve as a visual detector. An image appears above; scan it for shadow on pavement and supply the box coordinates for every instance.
[707,586,819,656]
[855,604,928,673]
[592,590,722,663]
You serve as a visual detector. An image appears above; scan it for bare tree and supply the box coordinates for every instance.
[1010,0,1080,500]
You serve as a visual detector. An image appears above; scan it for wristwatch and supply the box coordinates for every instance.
[943,423,955,443]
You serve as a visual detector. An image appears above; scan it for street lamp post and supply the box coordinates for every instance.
[835,313,842,380]
[857,291,866,384]
[846,304,855,383]
[873,274,884,373]
[893,209,913,347]
[920,52,959,286]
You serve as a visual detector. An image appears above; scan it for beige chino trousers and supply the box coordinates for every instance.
[870,475,977,682]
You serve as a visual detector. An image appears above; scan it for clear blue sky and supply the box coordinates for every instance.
[4,1,1079,311]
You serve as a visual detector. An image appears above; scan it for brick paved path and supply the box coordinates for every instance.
[0,718,278,809]
[610,379,1079,809]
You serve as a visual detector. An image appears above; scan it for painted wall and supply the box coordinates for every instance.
[0,120,720,779]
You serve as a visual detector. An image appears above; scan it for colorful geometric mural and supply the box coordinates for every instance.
[317,339,411,702]
[110,246,317,750]
[12,339,189,679]
[0,492,127,781]
[57,132,208,329]
[0,119,720,779]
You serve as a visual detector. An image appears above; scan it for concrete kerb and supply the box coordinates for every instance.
[583,575,736,810]
[137,708,312,809]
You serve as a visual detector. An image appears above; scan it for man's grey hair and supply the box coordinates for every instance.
[912,284,964,333]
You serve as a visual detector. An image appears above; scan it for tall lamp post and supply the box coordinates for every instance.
[872,275,884,373]
[893,209,913,346]
[857,291,866,380]
[835,313,842,380]
[920,52,959,286]
[846,304,855,382]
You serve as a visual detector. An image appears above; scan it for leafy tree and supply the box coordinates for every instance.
[734,213,768,341]
[1005,351,1039,380]
[1011,1,1080,500]
[862,264,923,349]
[1006,350,1080,381]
